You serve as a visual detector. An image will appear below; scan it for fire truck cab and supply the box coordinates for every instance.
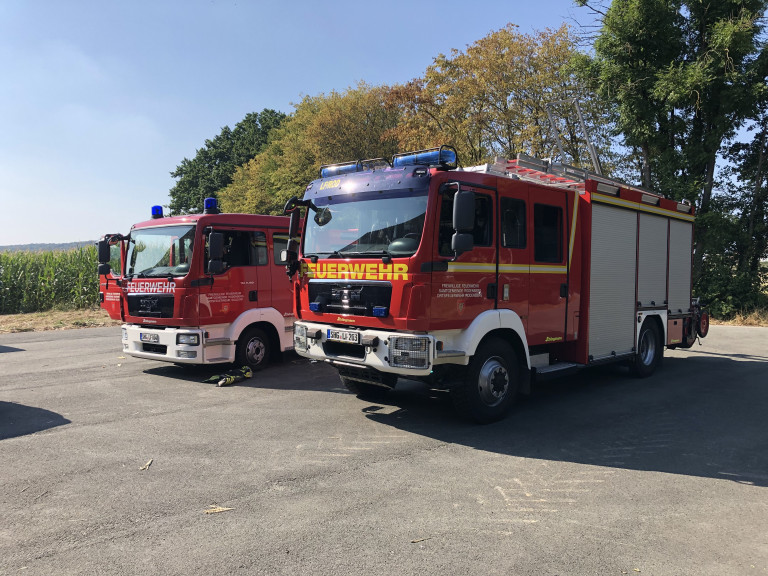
[98,198,296,371]
[285,147,709,422]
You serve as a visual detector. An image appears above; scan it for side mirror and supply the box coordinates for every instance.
[288,208,300,239]
[209,232,224,260]
[208,232,225,275]
[453,186,475,232]
[98,262,111,276]
[97,239,111,264]
[313,207,332,226]
[452,233,474,259]
[283,195,299,215]
[208,259,225,275]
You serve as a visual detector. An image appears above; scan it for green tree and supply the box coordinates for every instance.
[168,109,286,214]
[580,0,768,281]
[387,24,617,171]
[218,83,401,215]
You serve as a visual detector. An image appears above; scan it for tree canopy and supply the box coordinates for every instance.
[168,109,286,214]
[388,24,616,171]
[581,0,768,313]
[218,83,401,215]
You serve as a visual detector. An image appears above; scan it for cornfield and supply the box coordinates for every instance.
[0,247,99,314]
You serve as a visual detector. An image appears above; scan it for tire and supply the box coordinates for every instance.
[696,310,710,338]
[450,338,519,424]
[630,320,663,378]
[340,375,392,399]
[235,326,270,371]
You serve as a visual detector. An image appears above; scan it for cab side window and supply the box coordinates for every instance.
[438,193,493,257]
[533,204,563,263]
[501,198,526,249]
[273,233,289,265]
[206,230,267,271]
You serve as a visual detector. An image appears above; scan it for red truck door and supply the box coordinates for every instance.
[497,180,530,329]
[526,185,569,346]
[429,186,497,330]
[199,229,271,324]
[270,231,293,316]
[99,236,124,320]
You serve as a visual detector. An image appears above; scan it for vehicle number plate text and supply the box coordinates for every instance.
[140,333,159,343]
[327,329,360,344]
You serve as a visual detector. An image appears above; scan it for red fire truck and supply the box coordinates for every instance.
[98,198,296,371]
[283,146,709,422]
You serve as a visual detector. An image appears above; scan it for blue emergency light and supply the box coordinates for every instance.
[151,205,163,219]
[319,158,391,179]
[203,197,220,214]
[392,146,457,168]
[320,161,360,179]
[372,306,388,318]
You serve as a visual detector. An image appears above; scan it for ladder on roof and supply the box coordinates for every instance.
[504,153,665,200]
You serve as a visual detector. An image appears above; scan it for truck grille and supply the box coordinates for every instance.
[308,281,392,317]
[126,294,174,318]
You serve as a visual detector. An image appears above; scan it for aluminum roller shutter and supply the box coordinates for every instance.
[668,220,693,314]
[637,214,668,308]
[589,204,638,360]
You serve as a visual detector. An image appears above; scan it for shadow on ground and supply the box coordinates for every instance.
[0,402,71,440]
[359,352,768,487]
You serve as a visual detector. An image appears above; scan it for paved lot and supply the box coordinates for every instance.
[1,325,767,575]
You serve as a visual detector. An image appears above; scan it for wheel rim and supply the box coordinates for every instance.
[477,356,510,407]
[245,336,266,366]
[638,328,656,366]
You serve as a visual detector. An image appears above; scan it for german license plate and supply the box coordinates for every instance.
[327,329,360,344]
[140,333,159,343]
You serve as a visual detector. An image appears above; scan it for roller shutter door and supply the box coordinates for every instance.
[668,220,693,314]
[637,214,668,308]
[589,204,638,360]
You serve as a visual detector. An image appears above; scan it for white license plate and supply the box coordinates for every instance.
[140,333,159,343]
[327,329,360,344]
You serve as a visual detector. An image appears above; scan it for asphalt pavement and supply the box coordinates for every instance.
[1,325,767,575]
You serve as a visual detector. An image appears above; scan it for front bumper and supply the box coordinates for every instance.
[122,324,234,365]
[293,321,449,377]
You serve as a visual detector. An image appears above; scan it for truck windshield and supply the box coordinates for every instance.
[303,190,428,258]
[126,225,196,278]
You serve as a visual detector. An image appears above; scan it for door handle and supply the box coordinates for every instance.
[560,283,567,298]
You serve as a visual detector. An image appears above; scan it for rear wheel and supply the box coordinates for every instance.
[235,327,270,371]
[696,310,710,338]
[450,338,519,424]
[630,320,662,377]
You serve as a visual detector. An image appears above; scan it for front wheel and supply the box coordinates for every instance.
[235,327,270,371]
[450,338,519,424]
[630,320,662,377]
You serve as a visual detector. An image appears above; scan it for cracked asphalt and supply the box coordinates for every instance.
[1,325,767,575]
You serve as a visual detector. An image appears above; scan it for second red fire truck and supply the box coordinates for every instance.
[98,198,296,371]
[283,146,709,422]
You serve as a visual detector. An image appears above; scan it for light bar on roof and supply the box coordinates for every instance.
[392,146,457,168]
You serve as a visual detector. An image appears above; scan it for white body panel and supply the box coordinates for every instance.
[668,219,693,314]
[588,204,638,360]
[293,309,530,377]
[637,214,669,308]
[122,307,294,365]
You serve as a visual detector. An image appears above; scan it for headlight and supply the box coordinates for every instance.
[389,336,430,369]
[177,334,199,345]
[294,324,308,350]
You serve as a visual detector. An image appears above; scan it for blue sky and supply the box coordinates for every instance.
[0,0,587,245]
